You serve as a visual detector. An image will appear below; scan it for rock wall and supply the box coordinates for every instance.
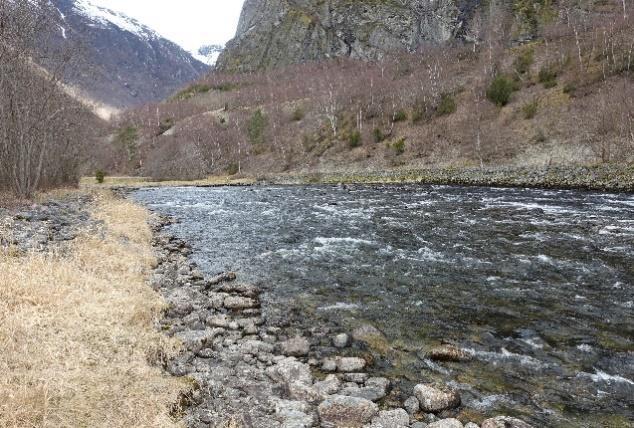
[217,0,482,72]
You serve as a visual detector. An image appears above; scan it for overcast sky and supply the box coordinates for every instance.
[92,0,245,52]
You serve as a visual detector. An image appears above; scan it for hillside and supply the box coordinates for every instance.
[105,0,633,185]
[49,0,208,108]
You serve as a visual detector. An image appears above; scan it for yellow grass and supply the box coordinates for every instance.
[0,191,186,427]
[79,175,256,188]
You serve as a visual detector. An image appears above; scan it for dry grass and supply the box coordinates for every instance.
[0,190,186,427]
[79,175,256,188]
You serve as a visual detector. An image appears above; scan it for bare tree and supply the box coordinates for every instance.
[0,0,92,198]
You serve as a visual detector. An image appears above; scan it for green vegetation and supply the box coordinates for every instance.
[347,130,362,148]
[227,162,239,175]
[487,75,517,106]
[247,109,268,145]
[436,93,457,116]
[211,82,238,92]
[373,128,386,143]
[390,137,406,155]
[114,126,138,162]
[513,48,534,76]
[538,65,558,88]
[513,0,556,36]
[158,118,174,135]
[291,107,305,122]
[174,83,212,100]
[563,82,576,95]
[95,170,105,184]
[522,100,539,119]
[411,100,432,124]
[393,110,408,122]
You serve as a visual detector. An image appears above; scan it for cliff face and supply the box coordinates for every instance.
[217,0,482,72]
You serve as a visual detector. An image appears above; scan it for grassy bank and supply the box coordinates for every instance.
[0,191,186,427]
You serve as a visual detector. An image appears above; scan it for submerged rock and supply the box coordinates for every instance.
[413,384,461,413]
[481,416,534,428]
[317,395,378,427]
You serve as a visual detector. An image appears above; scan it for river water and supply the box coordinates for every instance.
[133,185,634,427]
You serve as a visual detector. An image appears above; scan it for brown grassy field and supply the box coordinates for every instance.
[0,191,186,427]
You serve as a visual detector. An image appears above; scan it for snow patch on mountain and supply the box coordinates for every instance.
[194,44,224,66]
[73,0,158,40]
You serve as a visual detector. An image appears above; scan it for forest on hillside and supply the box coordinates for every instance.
[103,0,634,181]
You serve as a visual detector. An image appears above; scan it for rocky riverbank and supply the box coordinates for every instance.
[147,213,536,427]
[0,194,96,253]
[266,164,634,192]
[0,191,539,427]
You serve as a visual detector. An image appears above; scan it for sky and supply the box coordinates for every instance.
[91,0,245,53]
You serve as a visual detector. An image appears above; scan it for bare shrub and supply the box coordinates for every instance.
[0,0,96,198]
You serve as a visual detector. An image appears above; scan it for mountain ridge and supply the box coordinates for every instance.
[50,0,209,108]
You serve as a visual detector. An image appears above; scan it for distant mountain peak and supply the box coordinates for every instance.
[195,44,224,66]
[49,0,209,108]
[72,0,158,40]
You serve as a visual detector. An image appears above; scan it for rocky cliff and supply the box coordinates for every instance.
[217,0,483,72]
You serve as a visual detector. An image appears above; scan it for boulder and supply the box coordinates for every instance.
[267,357,313,385]
[224,295,258,309]
[317,395,378,428]
[313,374,341,396]
[403,395,420,415]
[336,357,367,372]
[339,384,386,402]
[321,358,337,372]
[428,419,463,428]
[352,324,385,342]
[340,373,368,383]
[370,408,410,427]
[425,345,472,362]
[481,416,534,428]
[281,336,310,357]
[288,381,322,402]
[333,333,350,348]
[206,271,236,287]
[413,384,461,413]
[464,423,480,428]
[274,399,314,428]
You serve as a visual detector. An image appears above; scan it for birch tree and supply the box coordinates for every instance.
[0,0,91,198]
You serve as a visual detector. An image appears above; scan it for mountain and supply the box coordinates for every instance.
[124,0,632,183]
[215,0,559,72]
[50,0,208,108]
[195,44,225,66]
[216,0,483,72]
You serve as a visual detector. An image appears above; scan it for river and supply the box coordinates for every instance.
[133,184,634,426]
